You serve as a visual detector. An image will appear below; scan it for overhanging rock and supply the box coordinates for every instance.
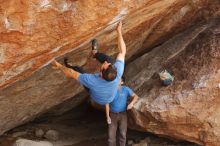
[0,0,218,139]
[127,19,220,146]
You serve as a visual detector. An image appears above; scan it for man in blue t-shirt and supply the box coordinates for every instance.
[53,21,126,105]
[107,77,139,146]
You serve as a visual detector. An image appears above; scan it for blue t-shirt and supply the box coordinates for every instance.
[110,86,134,113]
[78,60,124,105]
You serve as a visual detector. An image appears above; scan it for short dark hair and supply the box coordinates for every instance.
[102,65,117,81]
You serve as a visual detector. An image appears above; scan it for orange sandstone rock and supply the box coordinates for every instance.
[0,1,218,145]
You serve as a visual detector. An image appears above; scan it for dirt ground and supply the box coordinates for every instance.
[0,103,199,146]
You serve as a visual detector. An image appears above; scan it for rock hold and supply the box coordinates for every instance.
[35,129,44,138]
[44,130,59,141]
[14,139,53,146]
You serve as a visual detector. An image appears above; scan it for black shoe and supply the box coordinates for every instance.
[91,39,99,54]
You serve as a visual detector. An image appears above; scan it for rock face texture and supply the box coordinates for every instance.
[127,19,220,146]
[0,0,219,145]
[1,0,217,89]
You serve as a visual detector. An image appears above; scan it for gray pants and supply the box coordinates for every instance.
[108,112,127,146]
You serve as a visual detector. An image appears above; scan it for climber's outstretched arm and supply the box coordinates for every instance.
[116,21,126,62]
[53,60,80,80]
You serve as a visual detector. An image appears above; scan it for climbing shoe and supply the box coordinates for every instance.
[91,39,99,56]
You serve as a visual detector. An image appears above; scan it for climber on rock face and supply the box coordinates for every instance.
[52,21,126,105]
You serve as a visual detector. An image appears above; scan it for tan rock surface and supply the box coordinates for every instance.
[0,0,219,144]
[127,19,220,146]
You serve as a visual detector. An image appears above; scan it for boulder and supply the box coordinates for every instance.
[44,130,59,141]
[127,18,220,146]
[35,129,44,138]
[132,139,148,146]
[14,139,53,146]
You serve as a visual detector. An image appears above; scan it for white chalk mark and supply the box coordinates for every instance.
[4,17,10,29]
[42,42,69,68]
[108,8,128,26]
[49,46,62,54]
[1,60,34,83]
[61,1,70,12]
[179,6,190,18]
[0,47,6,64]
[40,0,52,8]
[41,58,55,68]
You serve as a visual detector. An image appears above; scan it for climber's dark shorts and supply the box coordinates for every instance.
[94,52,114,64]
